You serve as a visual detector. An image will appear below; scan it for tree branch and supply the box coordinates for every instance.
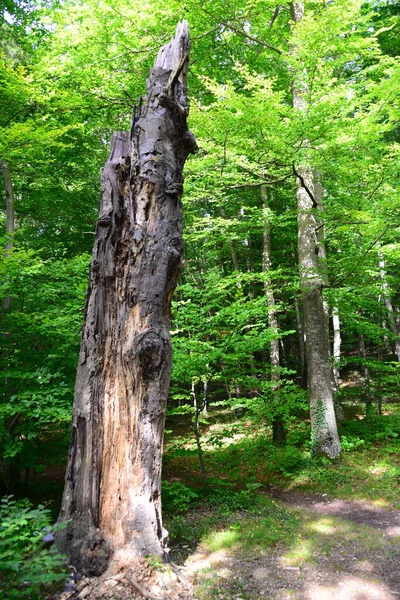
[225,173,292,190]
[292,163,318,208]
[331,225,391,287]
[269,6,281,28]
[201,7,284,55]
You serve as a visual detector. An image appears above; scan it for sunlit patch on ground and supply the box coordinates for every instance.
[307,517,336,535]
[305,576,399,600]
[174,494,400,599]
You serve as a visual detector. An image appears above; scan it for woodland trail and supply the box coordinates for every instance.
[57,492,400,600]
[184,491,400,600]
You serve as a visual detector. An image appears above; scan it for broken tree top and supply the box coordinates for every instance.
[56,20,196,575]
[155,20,190,73]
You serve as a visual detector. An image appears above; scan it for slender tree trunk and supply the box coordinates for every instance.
[358,334,372,417]
[56,22,196,574]
[1,160,15,310]
[294,294,306,384]
[1,161,15,242]
[202,376,208,416]
[332,306,341,392]
[261,185,285,442]
[2,161,18,491]
[220,206,240,272]
[379,254,400,361]
[291,2,340,459]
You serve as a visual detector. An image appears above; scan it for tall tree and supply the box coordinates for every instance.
[262,185,285,442]
[290,1,340,459]
[56,22,196,574]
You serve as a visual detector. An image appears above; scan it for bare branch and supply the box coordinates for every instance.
[292,163,318,208]
[202,7,284,55]
[269,6,281,28]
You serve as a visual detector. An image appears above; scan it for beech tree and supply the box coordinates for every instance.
[290,2,340,459]
[56,22,196,574]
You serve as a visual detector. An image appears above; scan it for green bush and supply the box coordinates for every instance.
[272,445,307,475]
[0,496,68,599]
[162,481,199,514]
[340,414,400,444]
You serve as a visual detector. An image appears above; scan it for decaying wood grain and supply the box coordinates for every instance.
[56,21,196,574]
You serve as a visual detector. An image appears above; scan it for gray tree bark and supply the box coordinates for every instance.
[1,161,15,243]
[1,160,15,310]
[294,293,306,384]
[358,334,372,416]
[332,306,341,392]
[379,254,400,361]
[261,185,285,442]
[291,2,340,459]
[56,22,196,575]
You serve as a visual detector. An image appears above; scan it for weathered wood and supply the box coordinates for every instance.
[56,21,196,574]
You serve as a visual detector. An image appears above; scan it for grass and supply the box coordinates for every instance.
[164,488,399,599]
[161,402,400,597]
[163,403,400,509]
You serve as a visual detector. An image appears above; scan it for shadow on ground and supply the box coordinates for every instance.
[174,492,400,600]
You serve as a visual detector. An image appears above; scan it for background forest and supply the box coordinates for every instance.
[1,0,400,598]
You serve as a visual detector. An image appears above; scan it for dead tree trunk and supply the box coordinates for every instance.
[56,22,196,575]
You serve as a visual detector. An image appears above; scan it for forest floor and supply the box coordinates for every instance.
[56,404,400,600]
[58,490,400,600]
[181,490,400,600]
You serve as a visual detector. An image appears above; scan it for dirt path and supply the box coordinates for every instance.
[271,490,400,538]
[56,492,400,599]
[185,492,400,600]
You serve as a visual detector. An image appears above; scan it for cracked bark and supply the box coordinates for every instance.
[56,21,197,574]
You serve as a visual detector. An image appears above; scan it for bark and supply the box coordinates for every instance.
[358,334,372,417]
[332,306,341,392]
[291,2,340,459]
[1,160,15,242]
[314,172,343,421]
[261,185,285,443]
[379,254,400,361]
[294,293,306,385]
[1,160,15,310]
[56,22,196,574]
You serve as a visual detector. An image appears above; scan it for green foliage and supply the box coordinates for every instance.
[272,445,308,476]
[340,413,400,445]
[162,481,199,514]
[1,0,400,552]
[0,496,68,599]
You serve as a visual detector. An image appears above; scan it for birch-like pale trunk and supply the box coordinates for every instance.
[358,334,372,416]
[314,172,343,420]
[261,185,285,442]
[291,2,340,458]
[294,293,306,383]
[379,254,400,361]
[332,306,341,391]
[56,22,197,574]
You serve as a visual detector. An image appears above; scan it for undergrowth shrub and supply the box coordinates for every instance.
[271,445,308,475]
[340,414,400,445]
[0,496,68,599]
[162,481,198,514]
